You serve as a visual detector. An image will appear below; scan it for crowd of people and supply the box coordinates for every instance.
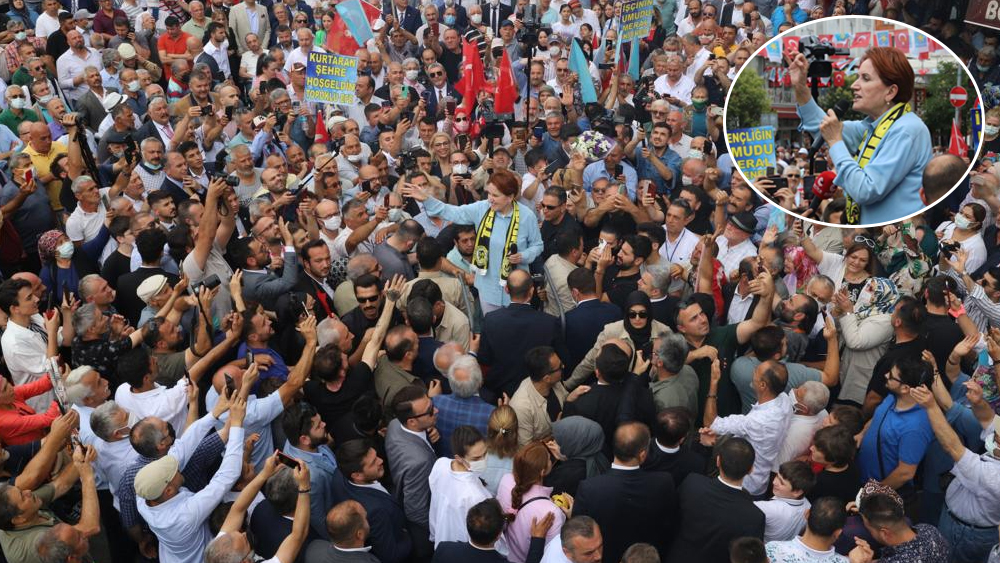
[0,0,997,561]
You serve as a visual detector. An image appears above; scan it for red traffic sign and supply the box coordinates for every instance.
[950,86,968,108]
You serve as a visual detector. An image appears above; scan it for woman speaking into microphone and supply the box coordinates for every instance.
[788,47,932,225]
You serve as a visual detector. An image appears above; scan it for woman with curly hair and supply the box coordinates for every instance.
[496,440,568,563]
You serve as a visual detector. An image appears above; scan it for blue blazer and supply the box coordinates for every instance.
[564,299,622,374]
[382,2,422,34]
[337,471,414,563]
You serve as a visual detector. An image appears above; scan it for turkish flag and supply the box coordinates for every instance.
[851,32,871,48]
[783,69,792,87]
[949,119,968,158]
[454,38,486,115]
[893,29,909,52]
[494,49,517,114]
[818,34,833,45]
[832,71,845,87]
[326,0,381,55]
[782,36,799,56]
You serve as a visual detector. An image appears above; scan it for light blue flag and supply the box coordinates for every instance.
[335,0,374,46]
[628,39,640,80]
[570,39,597,103]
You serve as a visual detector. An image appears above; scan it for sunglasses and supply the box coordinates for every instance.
[455,117,468,122]
[429,71,444,77]
[541,203,560,210]
[628,310,649,319]
[357,294,380,303]
[854,235,876,249]
[295,18,307,22]
[410,405,435,419]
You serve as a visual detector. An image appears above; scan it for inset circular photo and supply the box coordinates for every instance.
[724,16,983,228]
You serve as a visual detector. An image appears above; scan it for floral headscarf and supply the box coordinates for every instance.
[37,230,65,264]
[854,277,900,319]
[876,222,933,297]
[784,246,819,294]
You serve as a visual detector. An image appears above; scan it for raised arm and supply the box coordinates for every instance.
[362,275,404,369]
[71,445,101,536]
[736,271,774,344]
[276,315,317,406]
[220,452,282,533]
[274,460,312,563]
[910,385,966,463]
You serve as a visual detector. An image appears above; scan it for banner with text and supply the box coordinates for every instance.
[305,52,358,106]
[618,0,655,42]
[967,0,1000,32]
[727,126,776,179]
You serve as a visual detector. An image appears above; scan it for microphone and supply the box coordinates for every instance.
[808,170,838,216]
[810,100,851,153]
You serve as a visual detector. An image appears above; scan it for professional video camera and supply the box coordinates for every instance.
[516,4,541,48]
[396,149,418,177]
[798,35,850,78]
[480,99,507,139]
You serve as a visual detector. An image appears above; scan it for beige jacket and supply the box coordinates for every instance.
[508,376,569,446]
[565,319,672,390]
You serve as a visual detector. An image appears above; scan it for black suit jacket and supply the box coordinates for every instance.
[480,2,512,34]
[132,120,169,147]
[641,442,707,487]
[574,468,678,563]
[563,299,622,374]
[479,303,565,400]
[249,499,322,563]
[425,84,462,119]
[293,275,336,319]
[159,176,205,207]
[433,539,545,563]
[666,474,765,563]
[338,472,413,563]
[114,267,179,326]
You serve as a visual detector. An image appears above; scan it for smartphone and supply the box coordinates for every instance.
[383,193,390,207]
[646,182,657,199]
[432,22,439,36]
[814,159,828,173]
[710,106,724,117]
[744,12,751,26]
[446,98,456,114]
[101,193,110,210]
[24,168,32,185]
[532,124,545,140]
[456,133,469,150]
[544,160,561,176]
[62,284,71,306]
[614,164,623,177]
[70,433,82,451]
[508,243,518,256]
[245,348,254,367]
[275,451,299,468]
[617,184,628,196]
[765,176,788,192]
[224,374,237,397]
[202,274,221,290]
[225,105,235,119]
[765,166,775,176]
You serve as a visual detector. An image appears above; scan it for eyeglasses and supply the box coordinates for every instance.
[295,18,307,22]
[429,71,444,77]
[854,235,876,249]
[628,310,649,319]
[541,203,560,210]
[410,404,435,419]
[544,363,565,376]
[357,294,380,303]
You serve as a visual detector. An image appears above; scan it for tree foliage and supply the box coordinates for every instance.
[727,68,771,129]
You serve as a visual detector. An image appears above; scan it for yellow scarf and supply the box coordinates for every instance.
[844,102,911,225]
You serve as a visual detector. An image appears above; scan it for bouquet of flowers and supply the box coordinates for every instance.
[571,131,615,164]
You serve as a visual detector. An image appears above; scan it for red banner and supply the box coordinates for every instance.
[893,29,909,52]
[782,36,800,55]
[966,0,1000,32]
[851,32,871,48]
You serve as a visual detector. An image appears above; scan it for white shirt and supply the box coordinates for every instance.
[683,48,711,81]
[114,380,191,436]
[727,287,755,325]
[205,388,284,471]
[35,12,62,38]
[284,45,325,73]
[93,438,140,510]
[653,74,696,106]
[0,314,59,412]
[519,171,545,219]
[660,227,698,265]
[203,41,231,79]
[414,22,452,47]
[711,392,793,496]
[428,458,492,546]
[935,222,988,275]
[138,427,245,563]
[239,50,263,79]
[57,47,103,102]
[72,405,108,490]
[766,536,847,563]
[774,410,826,470]
[716,236,758,277]
[669,134,693,160]
[755,496,811,542]
[539,533,571,563]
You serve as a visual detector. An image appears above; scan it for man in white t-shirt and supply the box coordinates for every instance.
[64,175,116,263]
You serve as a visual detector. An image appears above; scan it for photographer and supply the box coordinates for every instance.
[96,130,138,189]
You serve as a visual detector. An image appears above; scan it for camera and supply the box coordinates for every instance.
[396,149,418,176]
[940,240,961,255]
[274,112,288,130]
[516,4,540,48]
[479,99,507,139]
[330,136,344,156]
[200,104,213,116]
[633,75,660,108]
[798,35,849,78]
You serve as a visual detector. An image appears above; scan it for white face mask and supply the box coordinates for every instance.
[57,241,75,259]
[470,13,482,23]
[405,69,419,80]
[15,31,26,41]
[986,125,999,137]
[688,149,704,160]
[37,94,54,105]
[388,208,404,222]
[128,80,141,92]
[10,98,26,110]
[322,215,341,231]
[955,214,976,230]
[347,153,362,163]
[466,458,488,473]
[681,175,695,186]
[452,163,469,175]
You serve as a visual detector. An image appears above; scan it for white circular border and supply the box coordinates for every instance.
[721,14,986,229]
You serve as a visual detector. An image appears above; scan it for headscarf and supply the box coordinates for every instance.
[623,291,653,353]
[854,277,899,320]
[551,416,609,479]
[37,230,65,264]
[855,478,904,511]
[783,246,819,294]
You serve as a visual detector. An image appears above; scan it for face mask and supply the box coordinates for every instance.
[116,61,124,71]
[388,208,403,222]
[681,175,695,186]
[144,161,162,171]
[347,153,362,163]
[15,31,26,41]
[550,47,561,58]
[734,0,744,4]
[955,214,976,230]
[322,215,341,231]
[443,14,455,24]
[471,13,482,23]
[978,63,990,72]
[10,98,25,110]
[691,99,707,110]
[465,458,488,473]
[986,125,999,137]
[57,241,75,259]
[128,80,141,92]
[112,150,124,159]
[454,119,470,133]
[37,94,54,105]
[452,163,468,174]
[405,69,419,80]
[688,149,704,160]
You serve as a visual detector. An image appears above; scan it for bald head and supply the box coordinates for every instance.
[922,153,968,205]
[506,270,533,302]
[326,500,368,546]
[432,341,465,374]
[211,364,244,394]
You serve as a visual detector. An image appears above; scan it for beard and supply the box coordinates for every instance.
[773,302,796,325]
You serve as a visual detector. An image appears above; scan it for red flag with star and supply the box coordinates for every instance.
[455,38,486,114]
[494,49,517,114]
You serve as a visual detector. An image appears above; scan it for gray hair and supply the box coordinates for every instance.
[70,175,96,194]
[35,525,77,563]
[796,380,829,415]
[807,275,836,296]
[101,49,118,68]
[136,68,151,79]
[8,152,31,170]
[77,274,102,301]
[139,136,164,152]
[446,354,482,398]
[402,57,420,68]
[561,516,600,550]
[129,417,167,458]
[269,87,289,104]
[91,400,125,441]
[170,59,188,74]
[433,341,464,375]
[316,317,342,348]
[655,334,688,374]
[71,302,101,335]
[346,254,377,282]
[147,95,167,110]
[248,197,272,224]
[64,365,97,406]
[642,264,672,295]
[263,468,297,515]
[205,533,243,563]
